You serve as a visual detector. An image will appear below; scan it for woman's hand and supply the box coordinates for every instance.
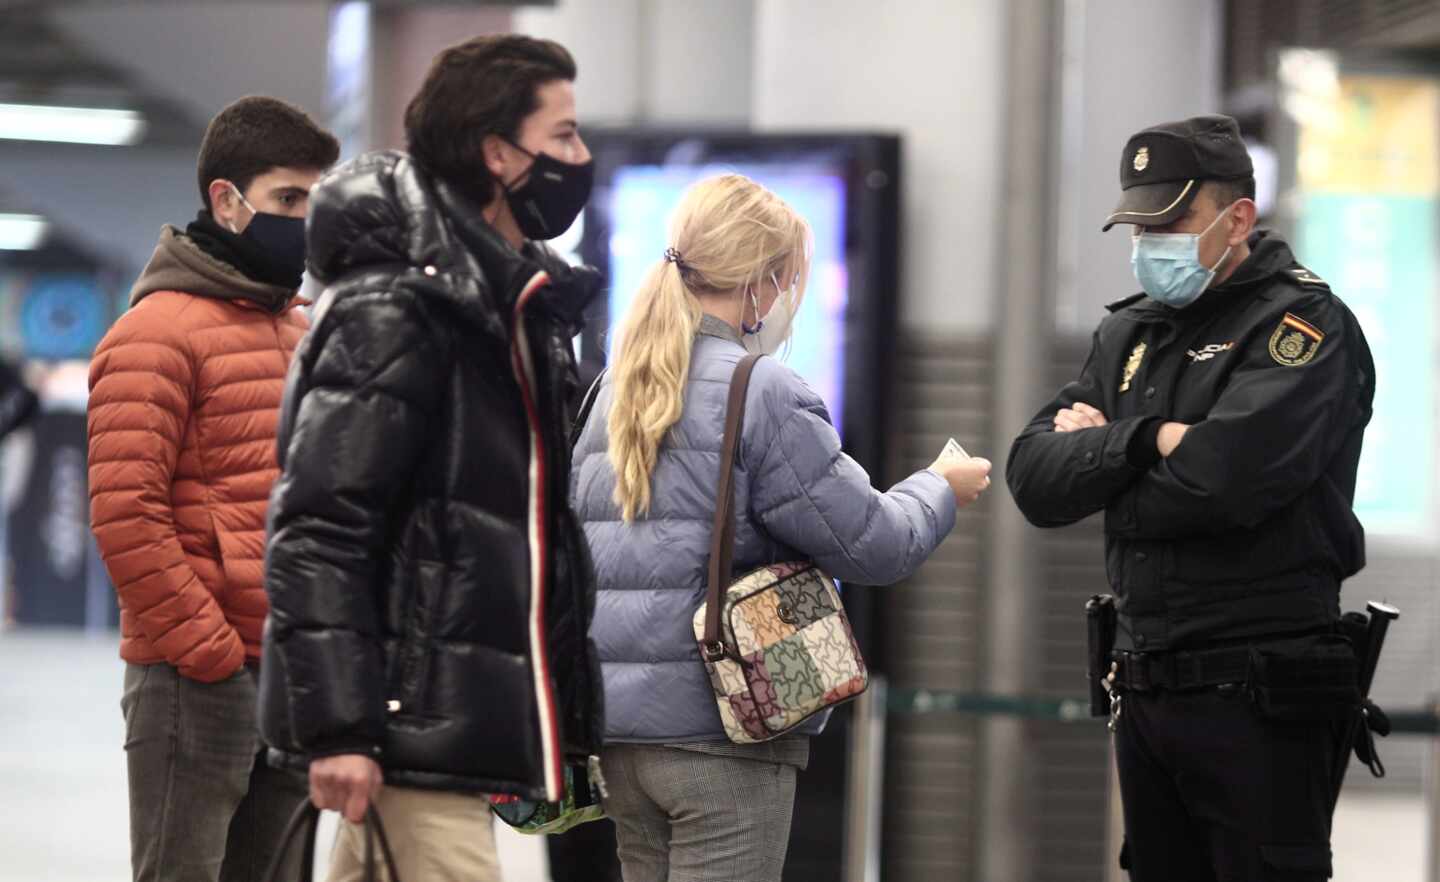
[942,457,992,507]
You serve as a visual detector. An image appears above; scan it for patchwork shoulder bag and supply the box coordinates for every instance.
[692,354,869,744]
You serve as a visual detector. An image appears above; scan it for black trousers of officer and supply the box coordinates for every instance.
[1115,685,1342,881]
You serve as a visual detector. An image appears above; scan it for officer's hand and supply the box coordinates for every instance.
[1157,421,1191,457]
[1053,402,1108,433]
[310,753,383,823]
[942,457,992,507]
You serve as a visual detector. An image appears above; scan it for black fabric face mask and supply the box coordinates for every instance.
[502,142,594,241]
[240,212,307,288]
[222,184,307,288]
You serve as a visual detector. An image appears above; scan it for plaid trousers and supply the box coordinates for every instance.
[600,744,798,882]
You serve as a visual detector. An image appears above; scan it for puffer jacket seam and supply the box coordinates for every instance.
[116,559,192,590]
[181,327,231,583]
[319,292,443,397]
[419,310,457,721]
[759,408,883,583]
[140,326,209,590]
[748,418,845,512]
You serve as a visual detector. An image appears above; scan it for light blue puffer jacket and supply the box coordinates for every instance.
[570,318,958,743]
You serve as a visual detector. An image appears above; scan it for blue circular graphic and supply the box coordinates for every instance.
[19,275,109,360]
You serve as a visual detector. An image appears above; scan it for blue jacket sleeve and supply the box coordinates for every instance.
[745,367,957,586]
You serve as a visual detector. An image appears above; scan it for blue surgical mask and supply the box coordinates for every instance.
[1130,204,1235,308]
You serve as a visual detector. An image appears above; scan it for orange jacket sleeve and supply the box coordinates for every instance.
[88,317,245,682]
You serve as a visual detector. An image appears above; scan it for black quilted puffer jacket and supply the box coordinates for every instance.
[258,151,604,801]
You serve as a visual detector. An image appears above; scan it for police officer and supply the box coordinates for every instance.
[1007,115,1375,881]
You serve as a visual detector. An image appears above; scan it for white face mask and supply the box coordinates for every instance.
[742,273,798,356]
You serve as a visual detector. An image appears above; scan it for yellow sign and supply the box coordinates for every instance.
[1297,76,1440,196]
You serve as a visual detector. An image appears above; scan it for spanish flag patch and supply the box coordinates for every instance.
[1269,313,1324,366]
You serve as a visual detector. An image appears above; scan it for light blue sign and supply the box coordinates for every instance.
[1297,193,1436,535]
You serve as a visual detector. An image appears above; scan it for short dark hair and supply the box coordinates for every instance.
[404,34,577,204]
[196,96,340,211]
[1205,176,1256,209]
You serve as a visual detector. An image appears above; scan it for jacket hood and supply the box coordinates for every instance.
[306,150,602,329]
[129,226,295,311]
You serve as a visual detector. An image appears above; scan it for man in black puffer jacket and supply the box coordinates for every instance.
[258,35,604,881]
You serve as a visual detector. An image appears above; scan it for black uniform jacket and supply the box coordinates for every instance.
[1007,232,1375,652]
[259,151,604,802]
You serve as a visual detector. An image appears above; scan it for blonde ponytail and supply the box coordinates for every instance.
[607,174,812,522]
[607,263,703,521]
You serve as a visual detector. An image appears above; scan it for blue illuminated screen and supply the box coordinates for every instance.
[604,165,849,434]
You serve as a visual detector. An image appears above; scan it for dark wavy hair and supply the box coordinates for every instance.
[196,96,339,210]
[404,34,577,204]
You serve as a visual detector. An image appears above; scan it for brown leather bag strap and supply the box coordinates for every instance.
[703,354,763,658]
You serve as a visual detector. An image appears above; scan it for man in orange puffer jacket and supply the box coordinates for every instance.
[87,96,338,882]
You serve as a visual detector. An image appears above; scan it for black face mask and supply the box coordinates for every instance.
[239,212,307,288]
[224,184,307,288]
[502,141,594,241]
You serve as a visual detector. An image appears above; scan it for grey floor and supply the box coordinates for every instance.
[0,629,548,882]
[0,628,1428,881]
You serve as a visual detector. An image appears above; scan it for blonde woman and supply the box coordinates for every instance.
[570,174,991,881]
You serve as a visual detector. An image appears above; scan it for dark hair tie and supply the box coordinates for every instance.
[663,247,686,268]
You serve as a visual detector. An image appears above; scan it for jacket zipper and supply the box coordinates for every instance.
[509,269,565,802]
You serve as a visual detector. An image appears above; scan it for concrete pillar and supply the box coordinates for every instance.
[369,5,516,150]
[515,0,753,127]
[977,1,1064,878]
[1059,0,1223,331]
[752,0,1007,333]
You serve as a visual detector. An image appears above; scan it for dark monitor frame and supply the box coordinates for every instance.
[571,130,903,881]
[574,129,902,496]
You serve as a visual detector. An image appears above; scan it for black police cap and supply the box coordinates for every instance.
[1102,114,1254,231]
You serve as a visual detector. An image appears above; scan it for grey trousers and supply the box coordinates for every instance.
[121,662,308,882]
[599,744,797,882]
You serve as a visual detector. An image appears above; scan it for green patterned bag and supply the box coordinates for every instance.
[488,759,607,835]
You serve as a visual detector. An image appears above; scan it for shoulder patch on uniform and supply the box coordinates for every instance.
[1269,312,1324,366]
[1106,292,1146,313]
[1286,266,1330,289]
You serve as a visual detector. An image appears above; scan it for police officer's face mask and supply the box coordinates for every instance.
[1130,203,1237,308]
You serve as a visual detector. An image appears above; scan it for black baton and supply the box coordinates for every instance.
[1332,600,1400,811]
[1358,600,1400,697]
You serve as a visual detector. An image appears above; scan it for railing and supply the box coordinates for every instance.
[843,680,1440,882]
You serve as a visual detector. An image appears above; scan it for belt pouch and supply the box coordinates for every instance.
[1247,634,1361,722]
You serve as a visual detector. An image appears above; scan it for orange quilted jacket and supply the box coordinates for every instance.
[88,226,307,682]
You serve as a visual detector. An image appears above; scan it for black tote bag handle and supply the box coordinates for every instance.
[262,801,402,882]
